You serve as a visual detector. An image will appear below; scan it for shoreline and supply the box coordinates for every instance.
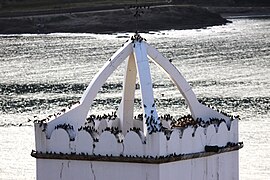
[0,5,269,34]
[206,6,270,18]
[0,5,229,34]
[225,14,270,19]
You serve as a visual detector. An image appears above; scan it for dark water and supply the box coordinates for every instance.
[0,18,269,179]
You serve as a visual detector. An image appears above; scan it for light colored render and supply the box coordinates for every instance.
[33,34,241,180]
[118,53,137,135]
[45,39,229,138]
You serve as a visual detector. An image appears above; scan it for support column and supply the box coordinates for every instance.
[119,53,137,135]
[133,41,160,135]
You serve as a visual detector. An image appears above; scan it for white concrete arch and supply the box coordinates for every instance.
[46,37,230,137]
[46,42,133,137]
[146,42,230,122]
[118,53,137,135]
[80,42,133,108]
[34,35,241,180]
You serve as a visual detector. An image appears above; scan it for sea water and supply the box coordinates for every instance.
[0,18,269,180]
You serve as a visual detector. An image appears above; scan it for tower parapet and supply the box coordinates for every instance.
[32,33,243,180]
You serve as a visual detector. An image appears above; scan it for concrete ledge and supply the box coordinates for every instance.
[31,142,243,164]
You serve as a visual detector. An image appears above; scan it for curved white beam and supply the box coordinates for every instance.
[80,42,133,108]
[145,42,199,117]
[46,38,230,139]
[134,42,161,135]
[46,42,133,138]
[118,53,137,135]
[145,42,229,122]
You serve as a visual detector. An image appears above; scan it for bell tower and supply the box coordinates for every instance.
[32,33,243,180]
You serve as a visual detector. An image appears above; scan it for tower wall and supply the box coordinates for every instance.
[36,151,238,180]
[33,120,241,180]
[34,120,238,156]
[32,38,242,180]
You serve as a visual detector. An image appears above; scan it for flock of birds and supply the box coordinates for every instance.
[170,115,226,129]
[30,110,237,144]
[23,32,241,135]
[24,29,244,163]
[85,111,118,125]
[28,98,239,134]
[131,32,147,43]
[16,96,240,143]
[55,123,74,130]
[127,4,151,18]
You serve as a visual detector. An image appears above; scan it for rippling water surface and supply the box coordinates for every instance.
[0,18,269,180]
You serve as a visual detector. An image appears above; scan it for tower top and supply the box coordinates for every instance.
[32,35,242,180]
[41,34,232,138]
